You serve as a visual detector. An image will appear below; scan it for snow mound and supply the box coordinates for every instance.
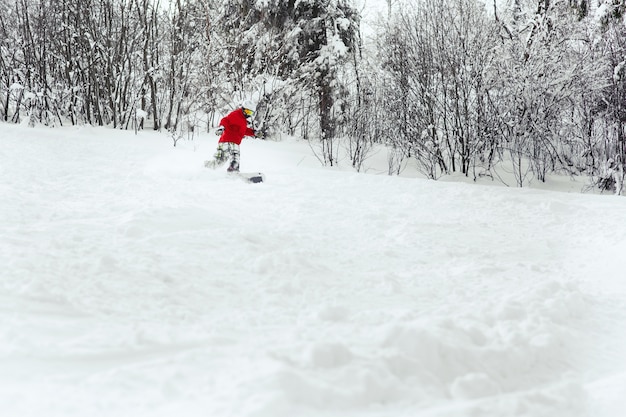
[228,281,589,417]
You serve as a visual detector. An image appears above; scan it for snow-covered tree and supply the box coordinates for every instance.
[590,0,626,194]
[163,0,198,132]
[215,0,360,164]
[133,0,163,130]
[0,0,22,122]
[378,0,500,178]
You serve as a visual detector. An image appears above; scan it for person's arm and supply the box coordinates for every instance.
[219,114,232,129]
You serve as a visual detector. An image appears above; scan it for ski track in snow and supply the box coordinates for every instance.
[1,124,625,417]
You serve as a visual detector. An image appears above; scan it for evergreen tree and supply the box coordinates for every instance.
[217,0,360,163]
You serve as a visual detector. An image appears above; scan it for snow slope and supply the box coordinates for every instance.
[1,123,625,417]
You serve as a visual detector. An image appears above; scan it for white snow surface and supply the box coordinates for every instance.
[1,123,626,417]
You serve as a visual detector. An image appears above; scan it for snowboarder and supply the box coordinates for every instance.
[205,100,257,172]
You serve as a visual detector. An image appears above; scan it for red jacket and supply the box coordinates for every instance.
[218,108,255,145]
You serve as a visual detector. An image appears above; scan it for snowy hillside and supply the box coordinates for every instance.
[1,123,626,417]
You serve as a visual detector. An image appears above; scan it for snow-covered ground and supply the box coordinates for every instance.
[1,123,626,417]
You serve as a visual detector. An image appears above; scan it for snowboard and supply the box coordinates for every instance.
[203,160,264,183]
[230,171,265,184]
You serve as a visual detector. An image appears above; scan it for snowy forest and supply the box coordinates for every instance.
[2,0,626,191]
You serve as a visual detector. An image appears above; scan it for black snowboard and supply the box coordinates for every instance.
[232,172,264,183]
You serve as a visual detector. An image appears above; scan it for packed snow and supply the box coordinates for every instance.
[1,123,626,417]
